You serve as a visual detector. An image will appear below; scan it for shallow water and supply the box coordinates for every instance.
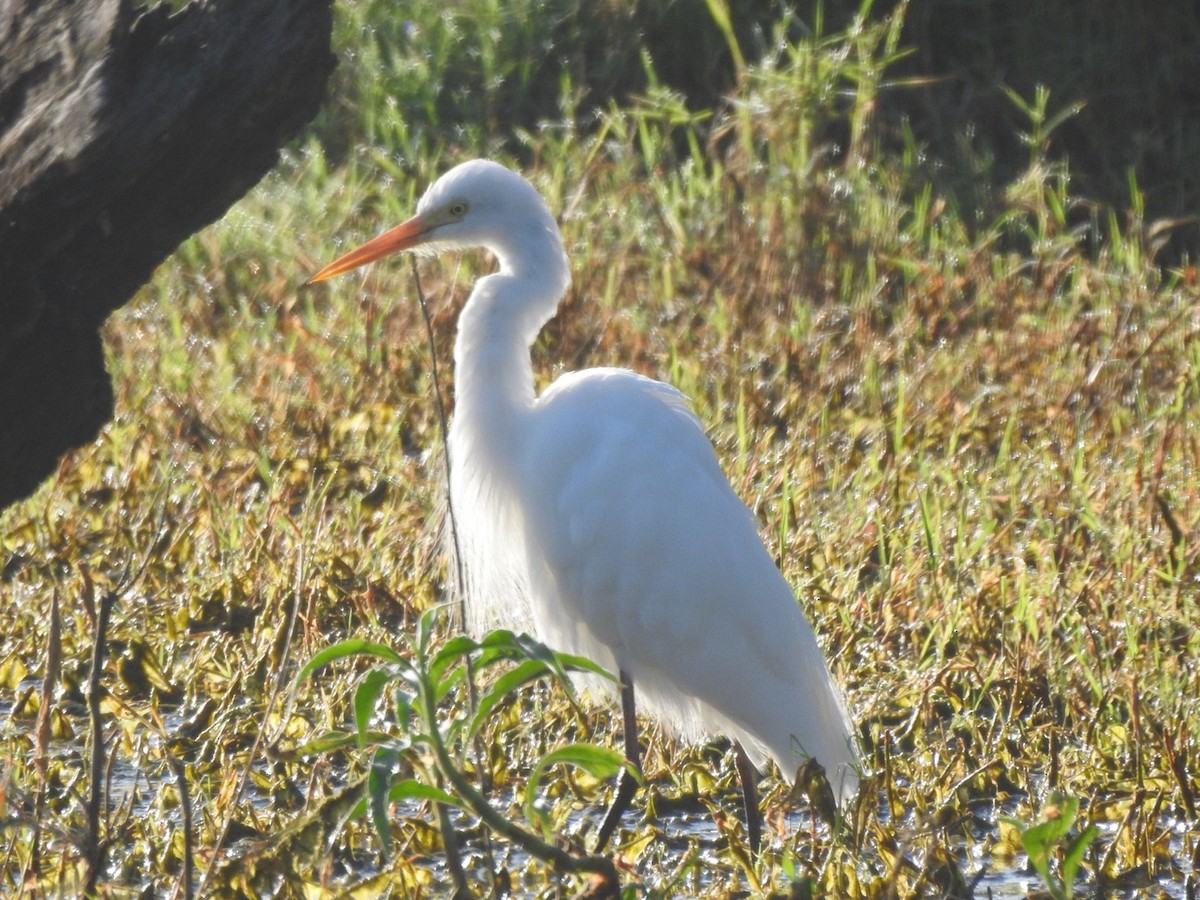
[5,689,1196,896]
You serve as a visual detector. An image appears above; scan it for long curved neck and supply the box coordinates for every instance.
[451,226,570,473]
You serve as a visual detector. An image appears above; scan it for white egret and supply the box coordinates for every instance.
[309,159,859,852]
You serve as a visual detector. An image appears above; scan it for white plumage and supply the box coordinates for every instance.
[310,159,860,830]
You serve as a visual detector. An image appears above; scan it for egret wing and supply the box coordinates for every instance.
[520,368,858,798]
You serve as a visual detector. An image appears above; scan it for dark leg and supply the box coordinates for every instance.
[733,742,762,857]
[594,671,640,851]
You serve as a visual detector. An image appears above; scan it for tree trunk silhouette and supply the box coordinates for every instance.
[0,0,334,508]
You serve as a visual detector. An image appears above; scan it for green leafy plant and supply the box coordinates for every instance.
[1000,791,1099,900]
[298,607,630,891]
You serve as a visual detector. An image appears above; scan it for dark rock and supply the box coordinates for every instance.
[0,0,335,507]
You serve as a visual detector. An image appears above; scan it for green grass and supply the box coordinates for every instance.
[4,0,1200,896]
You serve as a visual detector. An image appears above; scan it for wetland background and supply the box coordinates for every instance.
[3,0,1200,895]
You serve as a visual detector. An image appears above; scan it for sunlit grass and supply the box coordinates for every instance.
[4,0,1200,896]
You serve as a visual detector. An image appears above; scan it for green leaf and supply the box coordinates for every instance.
[347,777,461,825]
[553,651,617,682]
[536,648,617,708]
[1019,817,1058,886]
[477,630,615,692]
[386,778,460,809]
[413,606,443,656]
[291,730,362,756]
[1002,792,1092,899]
[354,668,395,747]
[1061,824,1099,892]
[429,634,481,684]
[367,745,401,857]
[478,629,520,649]
[468,658,552,738]
[473,629,525,668]
[297,639,405,681]
[396,690,414,733]
[523,743,630,835]
[511,632,563,668]
[432,661,468,704]
[293,730,409,759]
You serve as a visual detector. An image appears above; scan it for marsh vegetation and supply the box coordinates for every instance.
[2,1,1199,896]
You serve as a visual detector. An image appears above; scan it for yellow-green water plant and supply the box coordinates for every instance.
[298,607,630,894]
[1000,791,1099,900]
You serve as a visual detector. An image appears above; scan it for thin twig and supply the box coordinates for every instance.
[409,256,468,622]
[196,531,308,896]
[421,674,621,891]
[23,587,62,892]
[83,589,116,896]
[410,255,473,896]
[168,756,195,900]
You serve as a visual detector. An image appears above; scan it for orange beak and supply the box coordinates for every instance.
[307,213,430,284]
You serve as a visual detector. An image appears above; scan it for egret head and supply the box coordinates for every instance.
[308,160,558,283]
